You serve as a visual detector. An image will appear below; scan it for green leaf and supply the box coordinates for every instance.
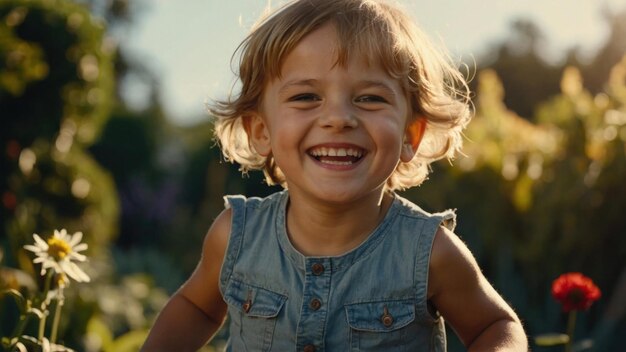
[2,289,27,314]
[535,333,569,346]
[2,337,14,348]
[104,330,149,352]
[85,315,113,350]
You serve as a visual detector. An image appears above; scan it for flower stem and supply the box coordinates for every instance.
[564,310,577,352]
[38,271,54,342]
[50,295,64,344]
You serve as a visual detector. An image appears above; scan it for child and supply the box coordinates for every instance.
[142,0,528,350]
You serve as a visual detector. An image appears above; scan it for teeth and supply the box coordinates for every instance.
[321,160,353,165]
[309,147,363,158]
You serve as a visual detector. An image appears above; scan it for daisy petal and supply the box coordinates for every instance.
[72,261,90,282]
[74,267,90,283]
[24,244,42,253]
[15,342,27,352]
[69,231,83,246]
[33,234,49,249]
[41,336,51,352]
[60,261,78,282]
[73,243,88,252]
[69,252,87,262]
[63,261,90,282]
[26,228,91,283]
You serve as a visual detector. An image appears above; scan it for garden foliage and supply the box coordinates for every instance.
[1,0,625,351]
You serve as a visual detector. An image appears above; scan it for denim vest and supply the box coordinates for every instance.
[219,191,455,351]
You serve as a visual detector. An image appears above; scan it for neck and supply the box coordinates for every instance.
[285,190,393,256]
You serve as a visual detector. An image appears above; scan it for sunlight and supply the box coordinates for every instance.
[18,148,36,175]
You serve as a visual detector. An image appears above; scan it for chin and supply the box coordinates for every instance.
[310,185,385,205]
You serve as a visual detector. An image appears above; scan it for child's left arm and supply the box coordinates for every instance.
[428,226,528,351]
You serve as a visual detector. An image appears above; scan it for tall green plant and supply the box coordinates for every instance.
[1,0,119,346]
[404,58,626,349]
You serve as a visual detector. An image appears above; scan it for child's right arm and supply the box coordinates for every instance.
[141,209,232,352]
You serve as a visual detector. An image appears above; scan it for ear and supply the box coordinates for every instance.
[243,113,272,156]
[400,117,427,163]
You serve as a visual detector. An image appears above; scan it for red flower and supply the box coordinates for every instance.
[6,139,21,159]
[552,272,601,312]
[2,191,17,210]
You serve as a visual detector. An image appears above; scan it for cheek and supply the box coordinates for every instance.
[269,120,304,155]
[372,118,405,142]
[371,121,406,160]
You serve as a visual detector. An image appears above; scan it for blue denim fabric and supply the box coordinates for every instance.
[219,191,455,351]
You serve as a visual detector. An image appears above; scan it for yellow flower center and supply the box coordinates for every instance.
[47,237,71,260]
[56,273,69,288]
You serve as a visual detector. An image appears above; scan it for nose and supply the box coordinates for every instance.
[318,99,358,130]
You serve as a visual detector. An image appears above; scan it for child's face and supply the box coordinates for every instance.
[248,23,418,203]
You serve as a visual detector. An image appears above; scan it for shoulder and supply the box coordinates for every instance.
[426,227,526,348]
[175,207,233,323]
[201,207,232,260]
[393,194,456,228]
[224,191,286,213]
[428,226,480,298]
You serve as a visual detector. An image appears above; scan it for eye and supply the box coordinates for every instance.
[289,93,320,102]
[354,95,389,104]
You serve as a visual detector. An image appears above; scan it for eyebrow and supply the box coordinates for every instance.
[358,80,399,98]
[278,79,399,97]
[278,79,318,95]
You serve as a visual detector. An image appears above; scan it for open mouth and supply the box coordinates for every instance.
[307,146,366,166]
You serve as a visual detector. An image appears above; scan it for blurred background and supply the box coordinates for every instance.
[1,0,625,351]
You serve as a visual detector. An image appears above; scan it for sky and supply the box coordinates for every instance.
[119,0,626,126]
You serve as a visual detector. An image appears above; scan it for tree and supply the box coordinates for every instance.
[582,6,626,94]
[477,18,562,119]
[0,0,120,345]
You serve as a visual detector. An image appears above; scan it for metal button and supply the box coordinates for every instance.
[303,344,316,352]
[309,298,322,311]
[381,314,394,327]
[381,306,394,327]
[312,263,324,275]
[242,299,252,313]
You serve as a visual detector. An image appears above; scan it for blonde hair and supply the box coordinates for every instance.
[211,0,472,190]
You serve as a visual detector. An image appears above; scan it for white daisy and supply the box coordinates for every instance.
[24,229,90,283]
